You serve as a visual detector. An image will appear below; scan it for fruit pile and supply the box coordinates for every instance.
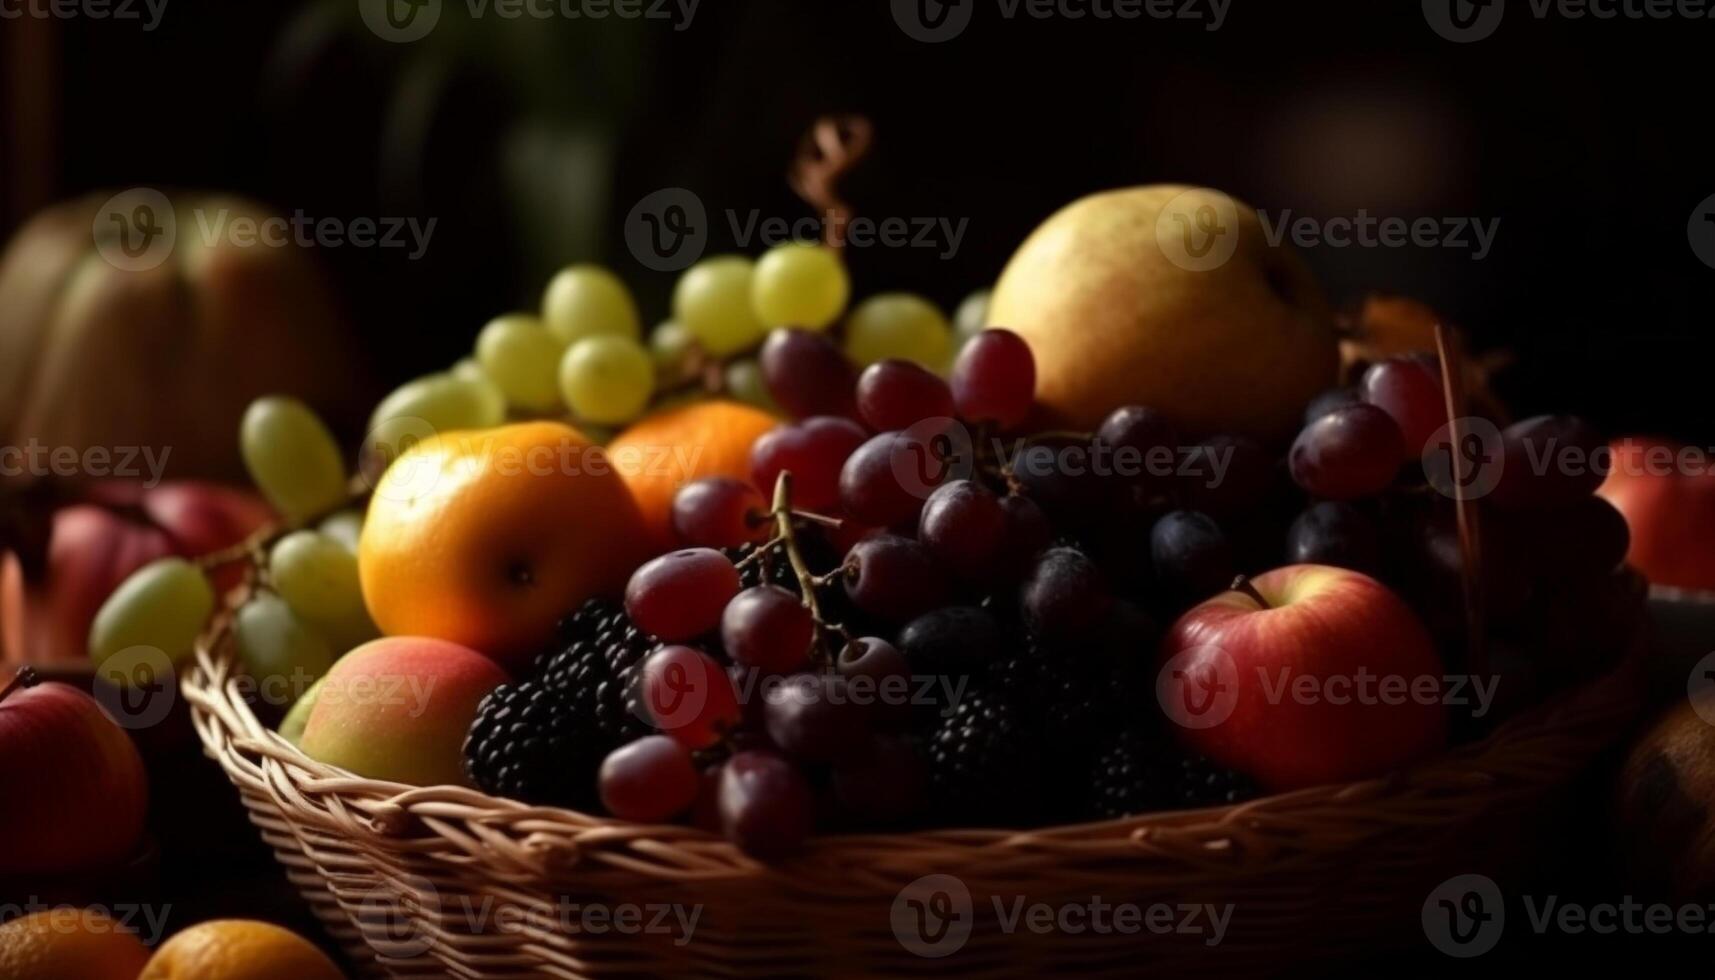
[78,187,1645,864]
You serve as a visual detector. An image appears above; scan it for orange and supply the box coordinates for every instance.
[0,908,151,980]
[139,919,343,980]
[359,421,649,670]
[606,399,780,553]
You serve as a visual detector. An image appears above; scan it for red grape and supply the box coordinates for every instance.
[763,673,872,765]
[1361,356,1445,456]
[839,432,932,528]
[917,479,1007,582]
[720,585,814,673]
[951,328,1036,429]
[855,358,953,431]
[1288,403,1406,500]
[717,749,814,858]
[842,533,949,622]
[641,644,741,749]
[598,735,699,822]
[750,415,867,512]
[625,548,741,641]
[1304,386,1362,426]
[759,328,856,420]
[671,477,770,549]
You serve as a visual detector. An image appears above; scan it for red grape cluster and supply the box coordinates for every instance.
[1289,356,1642,696]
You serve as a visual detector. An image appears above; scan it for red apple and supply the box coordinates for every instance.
[1599,436,1715,593]
[1,480,270,665]
[1157,564,1447,791]
[0,667,149,874]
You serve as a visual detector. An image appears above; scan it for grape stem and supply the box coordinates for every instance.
[769,471,851,664]
[1229,575,1272,610]
[0,666,38,705]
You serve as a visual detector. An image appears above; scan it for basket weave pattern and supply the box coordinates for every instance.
[184,613,1645,978]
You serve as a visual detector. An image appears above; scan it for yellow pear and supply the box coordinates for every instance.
[989,185,1337,441]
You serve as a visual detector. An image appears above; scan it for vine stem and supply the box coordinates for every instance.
[771,471,824,628]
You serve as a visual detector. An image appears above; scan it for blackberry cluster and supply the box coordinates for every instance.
[462,598,652,808]
[922,690,1041,823]
[1087,728,1259,819]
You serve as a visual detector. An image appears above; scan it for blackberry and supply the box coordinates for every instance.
[728,542,798,592]
[1086,730,1259,818]
[984,635,1122,754]
[922,691,1040,823]
[463,598,653,808]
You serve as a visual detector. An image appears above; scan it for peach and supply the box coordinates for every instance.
[297,637,506,787]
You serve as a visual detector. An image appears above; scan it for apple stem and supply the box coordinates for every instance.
[1230,575,1271,610]
[0,666,38,705]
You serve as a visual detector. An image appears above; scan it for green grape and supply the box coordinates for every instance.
[234,593,335,706]
[542,264,642,345]
[366,372,505,464]
[558,335,655,426]
[843,293,954,372]
[723,358,780,414]
[751,241,849,331]
[278,674,325,744]
[673,255,766,356]
[318,509,365,553]
[269,530,377,654]
[650,319,694,374]
[475,314,565,413]
[88,557,215,678]
[954,288,992,338]
[451,358,487,384]
[240,396,348,524]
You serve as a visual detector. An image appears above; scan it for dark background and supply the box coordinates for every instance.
[4,0,1712,973]
[5,0,1713,442]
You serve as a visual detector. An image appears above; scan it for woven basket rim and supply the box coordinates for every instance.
[181,602,1648,877]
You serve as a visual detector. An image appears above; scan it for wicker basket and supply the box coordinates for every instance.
[182,603,1648,978]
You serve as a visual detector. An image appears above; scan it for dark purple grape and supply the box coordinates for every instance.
[1095,405,1178,488]
[763,673,872,766]
[1008,436,1107,529]
[716,750,814,858]
[1289,403,1406,500]
[1019,547,1113,638]
[760,328,857,420]
[918,480,1007,582]
[856,359,954,432]
[1520,495,1630,580]
[996,494,1053,578]
[832,735,926,826]
[835,637,912,730]
[839,432,931,529]
[1490,415,1607,510]
[721,585,813,673]
[1181,434,1272,518]
[843,534,949,622]
[1286,501,1381,574]
[897,605,1004,675]
[1149,510,1234,604]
